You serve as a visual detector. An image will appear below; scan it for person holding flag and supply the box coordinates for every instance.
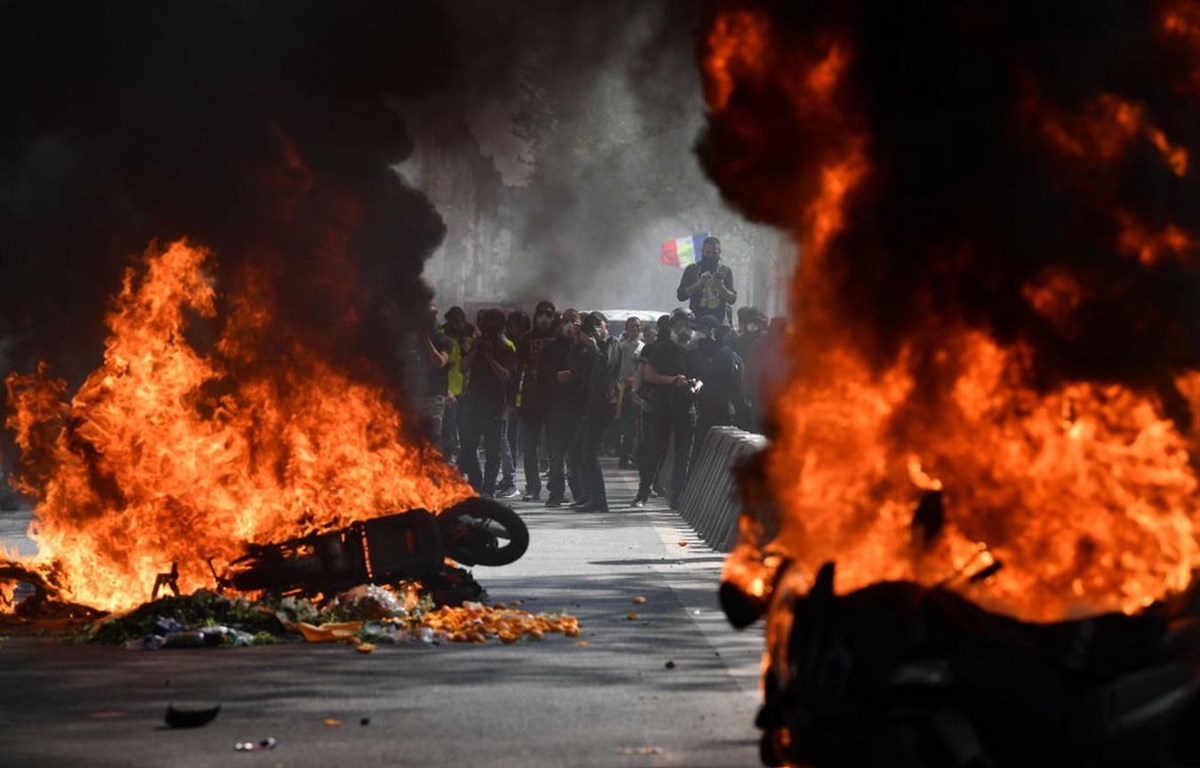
[671,236,736,325]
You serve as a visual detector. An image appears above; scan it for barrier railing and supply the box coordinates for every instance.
[674,426,768,552]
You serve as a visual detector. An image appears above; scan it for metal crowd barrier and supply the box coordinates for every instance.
[675,426,768,552]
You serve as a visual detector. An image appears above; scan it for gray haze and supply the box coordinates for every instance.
[409,1,788,317]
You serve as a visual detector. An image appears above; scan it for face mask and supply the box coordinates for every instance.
[745,323,759,334]
[596,328,609,342]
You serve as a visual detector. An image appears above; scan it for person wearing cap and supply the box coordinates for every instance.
[516,300,559,501]
[733,306,768,430]
[687,314,745,470]
[676,236,736,326]
[633,308,698,508]
[457,308,519,497]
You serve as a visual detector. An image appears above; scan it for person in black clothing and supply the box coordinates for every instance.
[732,306,767,431]
[403,301,452,445]
[573,312,622,512]
[542,308,585,506]
[516,300,558,501]
[676,237,736,326]
[688,314,744,468]
[457,308,518,497]
[633,308,698,508]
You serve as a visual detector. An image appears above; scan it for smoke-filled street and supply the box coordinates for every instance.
[13,1,1200,766]
[0,464,761,767]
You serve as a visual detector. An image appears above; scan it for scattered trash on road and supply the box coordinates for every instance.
[631,595,647,605]
[664,660,676,669]
[322,718,342,727]
[626,611,639,620]
[164,704,220,729]
[234,738,277,752]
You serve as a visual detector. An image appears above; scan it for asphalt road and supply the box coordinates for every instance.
[0,461,765,767]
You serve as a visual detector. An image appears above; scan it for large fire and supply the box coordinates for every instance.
[4,240,470,613]
[703,2,1200,622]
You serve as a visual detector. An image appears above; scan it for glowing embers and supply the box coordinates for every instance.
[766,333,1199,622]
[3,240,471,614]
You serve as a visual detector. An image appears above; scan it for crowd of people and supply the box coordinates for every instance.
[403,236,788,512]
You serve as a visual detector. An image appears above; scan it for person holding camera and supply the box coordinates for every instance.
[676,236,736,326]
[457,308,518,497]
[632,308,699,508]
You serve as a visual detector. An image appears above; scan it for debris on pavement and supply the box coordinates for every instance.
[235,738,277,752]
[631,595,647,605]
[626,611,640,620]
[164,704,220,729]
[664,660,676,669]
[323,718,342,727]
[80,583,580,650]
[297,621,364,643]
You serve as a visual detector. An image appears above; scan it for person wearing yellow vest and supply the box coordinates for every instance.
[439,306,474,464]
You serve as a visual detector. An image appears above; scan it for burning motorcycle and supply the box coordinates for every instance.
[219,497,529,599]
[723,557,1200,768]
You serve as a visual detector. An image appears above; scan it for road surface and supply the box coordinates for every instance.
[0,460,765,767]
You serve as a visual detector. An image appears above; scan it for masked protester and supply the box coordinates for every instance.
[616,316,644,468]
[633,308,698,508]
[540,308,585,506]
[457,308,518,497]
[515,300,558,501]
[439,306,472,462]
[676,236,737,326]
[687,314,744,469]
[570,312,622,512]
[494,310,531,499]
[733,306,767,430]
[401,301,453,445]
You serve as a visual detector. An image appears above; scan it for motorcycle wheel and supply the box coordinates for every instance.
[440,498,530,567]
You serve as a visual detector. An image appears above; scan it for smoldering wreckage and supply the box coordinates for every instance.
[12,1,1200,767]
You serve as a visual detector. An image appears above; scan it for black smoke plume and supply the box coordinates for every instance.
[0,0,459,388]
[699,0,1200,414]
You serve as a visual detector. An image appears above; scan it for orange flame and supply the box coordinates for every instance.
[707,12,1200,623]
[766,335,1199,621]
[4,240,470,613]
[1036,92,1188,177]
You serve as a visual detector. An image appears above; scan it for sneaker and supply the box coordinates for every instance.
[630,496,647,509]
[569,497,592,509]
[496,486,521,500]
[545,496,565,508]
[521,489,541,502]
[618,458,633,469]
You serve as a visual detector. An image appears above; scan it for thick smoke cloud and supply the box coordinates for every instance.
[426,0,776,315]
[0,0,461,389]
[699,1,1200,405]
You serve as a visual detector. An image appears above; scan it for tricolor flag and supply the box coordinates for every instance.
[660,232,709,268]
